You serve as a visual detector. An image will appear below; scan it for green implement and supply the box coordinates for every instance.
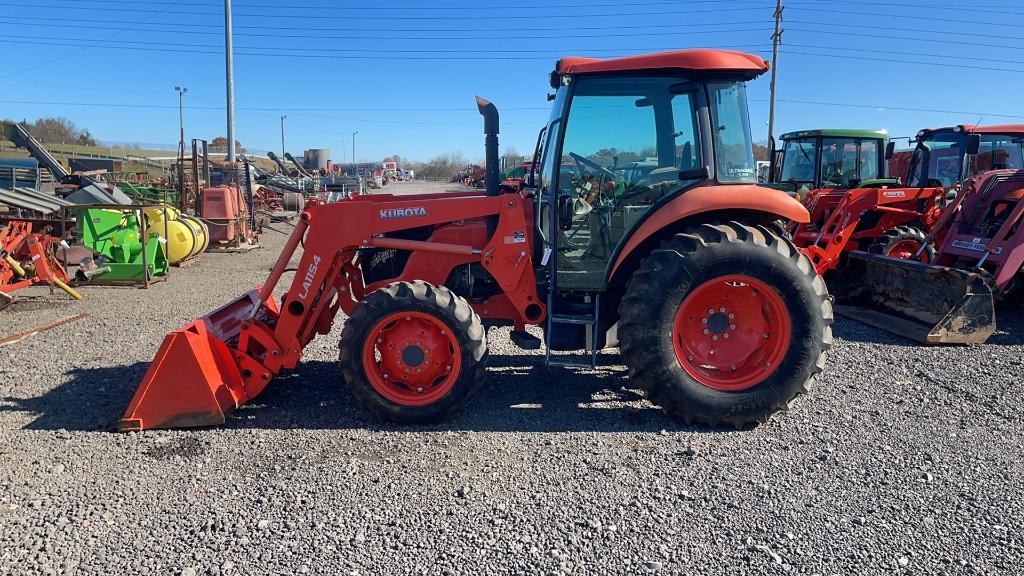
[78,209,169,282]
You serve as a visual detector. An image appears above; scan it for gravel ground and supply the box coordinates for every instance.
[1,180,1022,575]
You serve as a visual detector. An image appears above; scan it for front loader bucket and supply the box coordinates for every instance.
[831,251,996,345]
[119,290,268,431]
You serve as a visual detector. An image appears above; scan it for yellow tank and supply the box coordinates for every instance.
[145,207,208,264]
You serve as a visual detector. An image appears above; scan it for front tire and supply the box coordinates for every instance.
[618,222,833,427]
[869,225,934,262]
[339,281,487,423]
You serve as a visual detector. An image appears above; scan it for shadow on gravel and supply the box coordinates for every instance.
[832,309,1024,347]
[3,354,722,434]
[1,362,148,432]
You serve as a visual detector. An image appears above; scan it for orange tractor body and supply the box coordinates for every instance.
[121,50,833,431]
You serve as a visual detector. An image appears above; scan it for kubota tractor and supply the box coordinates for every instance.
[773,129,948,274]
[120,50,833,431]
[838,169,1024,344]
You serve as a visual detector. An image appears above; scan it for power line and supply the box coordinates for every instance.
[787,6,1024,29]
[6,97,1022,121]
[783,49,1024,75]
[0,38,771,61]
[19,0,776,8]
[0,3,771,20]
[766,98,1024,120]
[0,0,189,81]
[3,35,771,56]
[787,25,1024,52]
[0,16,773,36]
[788,0,1024,16]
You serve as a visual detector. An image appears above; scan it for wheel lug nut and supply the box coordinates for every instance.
[712,335,718,341]
[701,318,708,324]
[728,313,734,320]
[416,387,423,393]
[446,365,452,371]
[763,333,769,339]
[687,355,693,361]
[703,329,709,335]
[730,365,736,371]
[730,324,736,330]
[719,307,726,313]
[708,309,715,315]
[723,334,729,339]
[383,374,389,379]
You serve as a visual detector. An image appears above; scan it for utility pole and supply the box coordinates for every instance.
[352,131,358,165]
[280,115,287,157]
[224,0,236,164]
[767,0,784,150]
[175,86,188,211]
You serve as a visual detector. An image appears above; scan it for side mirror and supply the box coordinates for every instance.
[885,141,896,160]
[679,165,710,181]
[558,193,574,231]
[966,134,981,155]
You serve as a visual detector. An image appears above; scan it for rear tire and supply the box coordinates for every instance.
[339,281,487,423]
[869,225,934,262]
[618,222,833,427]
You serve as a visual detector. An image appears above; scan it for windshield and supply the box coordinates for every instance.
[820,137,881,188]
[708,81,756,183]
[780,138,817,183]
[908,130,1024,187]
[969,134,1024,177]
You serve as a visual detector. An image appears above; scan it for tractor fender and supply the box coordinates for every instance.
[610,184,809,280]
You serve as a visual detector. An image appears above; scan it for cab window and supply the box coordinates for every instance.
[553,76,701,290]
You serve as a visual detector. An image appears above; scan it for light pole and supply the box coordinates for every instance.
[224,0,236,164]
[175,86,187,209]
[352,131,358,165]
[280,115,287,157]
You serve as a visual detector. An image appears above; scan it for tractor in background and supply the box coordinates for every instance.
[839,169,1024,344]
[120,49,832,432]
[772,129,947,275]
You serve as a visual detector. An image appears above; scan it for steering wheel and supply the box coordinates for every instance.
[569,152,616,179]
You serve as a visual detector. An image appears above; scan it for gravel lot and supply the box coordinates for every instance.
[1,180,1022,575]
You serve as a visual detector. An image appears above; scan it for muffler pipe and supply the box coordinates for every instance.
[476,96,500,198]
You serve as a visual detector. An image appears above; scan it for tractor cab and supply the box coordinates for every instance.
[532,52,763,294]
[771,129,895,197]
[901,124,1024,189]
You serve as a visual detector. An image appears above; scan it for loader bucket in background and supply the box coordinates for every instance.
[119,289,270,431]
[831,251,996,345]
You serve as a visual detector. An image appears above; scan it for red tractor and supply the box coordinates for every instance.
[120,50,833,431]
[839,169,1024,344]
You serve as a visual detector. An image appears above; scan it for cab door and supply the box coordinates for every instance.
[548,76,703,291]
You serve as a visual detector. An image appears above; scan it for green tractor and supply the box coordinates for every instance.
[769,129,898,199]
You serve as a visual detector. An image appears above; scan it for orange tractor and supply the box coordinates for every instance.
[120,50,833,431]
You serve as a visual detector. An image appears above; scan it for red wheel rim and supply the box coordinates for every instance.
[361,311,462,406]
[887,239,927,262]
[672,275,792,392]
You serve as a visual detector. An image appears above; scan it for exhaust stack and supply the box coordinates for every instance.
[476,96,500,197]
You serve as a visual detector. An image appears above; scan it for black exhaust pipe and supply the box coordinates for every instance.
[476,96,500,197]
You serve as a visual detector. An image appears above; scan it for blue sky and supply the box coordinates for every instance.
[2,0,1023,162]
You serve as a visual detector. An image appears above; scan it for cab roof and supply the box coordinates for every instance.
[780,128,889,141]
[555,49,769,80]
[916,124,1024,139]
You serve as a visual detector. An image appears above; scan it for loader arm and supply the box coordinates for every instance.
[120,192,543,431]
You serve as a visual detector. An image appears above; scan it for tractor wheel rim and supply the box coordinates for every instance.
[672,274,792,392]
[887,239,926,261]
[362,311,461,406]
